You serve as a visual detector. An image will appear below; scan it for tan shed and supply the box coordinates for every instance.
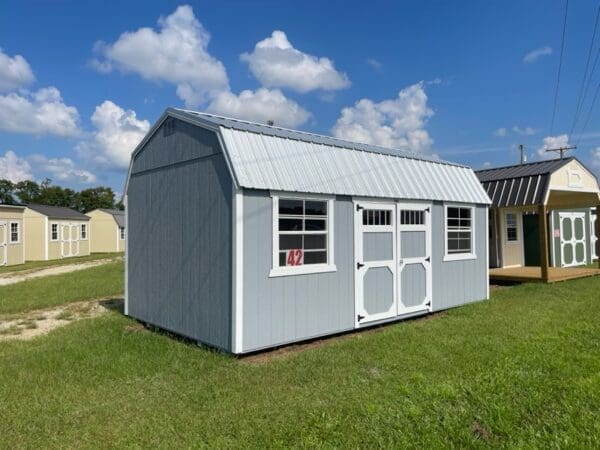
[23,205,91,261]
[0,205,25,266]
[87,209,125,253]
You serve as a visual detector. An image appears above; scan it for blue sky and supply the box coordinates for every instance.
[1,0,599,194]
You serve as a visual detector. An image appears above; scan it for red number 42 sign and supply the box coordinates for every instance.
[286,249,303,266]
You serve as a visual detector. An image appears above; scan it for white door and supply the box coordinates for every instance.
[70,224,79,256]
[354,202,397,325]
[397,204,432,315]
[0,221,7,266]
[61,224,70,257]
[591,211,598,260]
[559,212,587,267]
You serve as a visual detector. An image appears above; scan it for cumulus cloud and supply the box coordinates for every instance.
[0,150,33,182]
[0,87,80,137]
[28,154,96,184]
[207,88,310,128]
[241,30,350,93]
[592,147,600,168]
[537,134,570,158]
[523,46,553,63]
[512,125,537,136]
[92,5,229,107]
[331,82,434,153]
[494,127,508,137]
[78,100,150,170]
[0,48,35,92]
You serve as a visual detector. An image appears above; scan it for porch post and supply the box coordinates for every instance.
[538,204,549,281]
[596,205,600,269]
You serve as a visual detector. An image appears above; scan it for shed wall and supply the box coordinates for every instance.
[88,210,120,252]
[0,208,24,266]
[127,119,233,351]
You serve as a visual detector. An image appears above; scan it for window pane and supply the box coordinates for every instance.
[304,234,326,250]
[460,208,471,219]
[458,239,471,251]
[305,219,326,231]
[304,251,327,264]
[279,218,303,231]
[279,199,303,215]
[305,201,326,216]
[279,252,286,267]
[447,218,459,227]
[507,228,517,241]
[362,209,368,225]
[447,207,459,219]
[448,239,459,251]
[280,235,302,250]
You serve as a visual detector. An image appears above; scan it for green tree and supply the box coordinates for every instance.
[0,180,16,204]
[75,187,116,213]
[14,180,41,204]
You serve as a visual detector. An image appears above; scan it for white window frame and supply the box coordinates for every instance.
[269,192,336,277]
[9,221,20,244]
[80,223,88,240]
[119,226,125,240]
[50,223,59,241]
[443,204,477,262]
[504,212,520,244]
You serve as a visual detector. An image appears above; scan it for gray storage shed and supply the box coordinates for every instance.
[124,108,491,354]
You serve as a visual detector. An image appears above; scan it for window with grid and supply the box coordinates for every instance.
[505,213,518,242]
[81,224,87,239]
[120,227,125,239]
[362,209,392,226]
[446,207,473,254]
[399,209,425,225]
[277,198,328,267]
[51,224,58,241]
[10,222,19,243]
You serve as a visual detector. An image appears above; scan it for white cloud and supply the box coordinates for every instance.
[331,82,434,153]
[28,154,96,184]
[0,87,80,137]
[537,134,570,158]
[592,147,600,168]
[207,88,310,128]
[0,48,35,92]
[78,101,150,170]
[366,58,382,71]
[494,127,508,137]
[0,150,33,182]
[482,161,492,169]
[241,30,350,93]
[92,5,229,107]
[523,46,553,63]
[512,125,537,136]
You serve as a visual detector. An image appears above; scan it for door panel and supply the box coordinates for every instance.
[560,213,586,267]
[355,202,396,325]
[0,222,6,266]
[397,203,431,315]
[70,225,79,256]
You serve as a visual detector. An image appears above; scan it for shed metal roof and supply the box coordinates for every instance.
[475,158,574,207]
[27,204,90,220]
[97,208,125,227]
[166,109,491,205]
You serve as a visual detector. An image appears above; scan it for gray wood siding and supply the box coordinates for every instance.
[242,191,354,352]
[127,119,233,351]
[431,203,488,311]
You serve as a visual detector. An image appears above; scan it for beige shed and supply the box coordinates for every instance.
[87,209,125,253]
[23,205,91,261]
[0,205,25,266]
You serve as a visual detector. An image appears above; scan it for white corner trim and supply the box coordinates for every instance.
[485,207,490,300]
[269,264,337,278]
[232,189,244,353]
[44,217,49,260]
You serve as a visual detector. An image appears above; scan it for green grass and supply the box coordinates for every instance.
[1,271,599,447]
[0,261,123,315]
[0,252,122,274]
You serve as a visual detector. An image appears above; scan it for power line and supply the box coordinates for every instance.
[550,0,570,135]
[575,81,600,146]
[569,1,600,138]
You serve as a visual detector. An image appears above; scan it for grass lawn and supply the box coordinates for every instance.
[1,269,599,447]
[0,261,124,315]
[0,252,123,275]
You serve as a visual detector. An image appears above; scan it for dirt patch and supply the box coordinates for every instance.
[0,257,122,286]
[472,420,493,441]
[0,300,110,341]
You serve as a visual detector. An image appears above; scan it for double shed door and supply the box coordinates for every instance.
[354,201,432,326]
[61,223,80,257]
[559,212,586,267]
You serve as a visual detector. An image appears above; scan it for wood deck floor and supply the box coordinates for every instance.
[490,266,600,283]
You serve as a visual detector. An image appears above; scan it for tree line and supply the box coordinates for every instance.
[0,178,123,213]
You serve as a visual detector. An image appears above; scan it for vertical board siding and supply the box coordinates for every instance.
[127,120,232,351]
[431,203,488,310]
[242,191,354,352]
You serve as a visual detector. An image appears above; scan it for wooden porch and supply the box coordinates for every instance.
[490,266,600,283]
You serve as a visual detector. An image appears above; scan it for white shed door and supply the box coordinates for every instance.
[0,221,7,266]
[591,211,598,260]
[397,204,432,315]
[354,202,397,326]
[559,212,586,267]
[61,223,80,257]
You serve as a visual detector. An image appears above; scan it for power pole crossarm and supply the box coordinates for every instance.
[545,145,576,159]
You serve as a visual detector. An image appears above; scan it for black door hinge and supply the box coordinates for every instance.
[357,314,365,322]
[425,207,430,212]
[425,256,430,262]
[357,262,364,270]
[356,204,364,211]
[425,301,431,307]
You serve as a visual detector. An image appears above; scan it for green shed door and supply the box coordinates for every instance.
[523,214,541,267]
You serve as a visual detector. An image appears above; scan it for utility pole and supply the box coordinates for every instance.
[545,145,576,159]
[519,144,525,165]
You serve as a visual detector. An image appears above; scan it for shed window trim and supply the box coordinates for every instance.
[443,204,477,262]
[80,223,88,240]
[269,193,336,277]
[50,223,59,241]
[9,221,20,244]
[504,212,519,243]
[119,226,125,240]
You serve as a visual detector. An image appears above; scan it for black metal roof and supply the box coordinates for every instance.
[27,204,90,220]
[475,158,574,207]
